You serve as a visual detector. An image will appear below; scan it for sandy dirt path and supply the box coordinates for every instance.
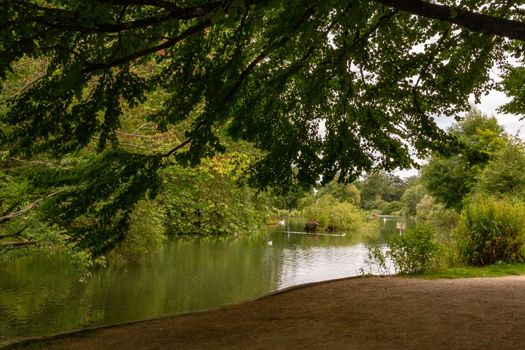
[10,275,525,349]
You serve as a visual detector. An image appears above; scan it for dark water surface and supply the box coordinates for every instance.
[0,218,402,341]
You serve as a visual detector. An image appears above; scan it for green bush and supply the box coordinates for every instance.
[301,194,374,231]
[161,163,269,237]
[316,181,361,206]
[455,196,525,266]
[387,225,440,274]
[363,224,440,274]
[378,200,403,215]
[416,195,458,234]
[108,199,166,266]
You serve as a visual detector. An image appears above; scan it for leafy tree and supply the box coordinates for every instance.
[401,183,427,217]
[359,171,405,212]
[316,180,361,206]
[500,66,525,117]
[476,139,525,198]
[448,109,506,165]
[421,156,473,210]
[415,194,458,234]
[377,200,403,215]
[160,156,269,238]
[0,155,77,253]
[1,0,525,255]
[266,180,308,212]
[421,108,507,210]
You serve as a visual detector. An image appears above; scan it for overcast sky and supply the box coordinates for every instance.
[440,56,524,136]
[433,90,524,137]
[396,88,524,178]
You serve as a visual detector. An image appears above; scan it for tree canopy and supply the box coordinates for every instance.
[2,1,524,181]
[421,108,507,210]
[1,0,525,255]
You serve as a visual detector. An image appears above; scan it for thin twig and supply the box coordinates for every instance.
[0,191,63,224]
[161,137,192,157]
[0,225,28,240]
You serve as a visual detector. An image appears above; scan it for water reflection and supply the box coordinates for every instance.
[278,245,372,288]
[0,219,399,341]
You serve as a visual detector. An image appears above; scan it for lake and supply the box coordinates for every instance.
[0,218,402,342]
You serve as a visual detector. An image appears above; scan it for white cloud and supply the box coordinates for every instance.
[471,90,524,138]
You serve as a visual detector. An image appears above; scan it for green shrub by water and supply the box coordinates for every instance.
[364,224,440,274]
[455,196,525,266]
[388,225,440,274]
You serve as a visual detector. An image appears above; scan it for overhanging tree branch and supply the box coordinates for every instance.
[0,191,62,224]
[95,0,223,16]
[374,0,525,41]
[7,12,181,34]
[161,137,192,157]
[82,19,211,72]
[0,225,28,240]
[161,35,292,158]
[10,0,223,21]
[3,0,221,35]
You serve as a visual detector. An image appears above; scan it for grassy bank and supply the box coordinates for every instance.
[412,263,525,279]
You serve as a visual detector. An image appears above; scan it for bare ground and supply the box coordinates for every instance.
[11,275,525,349]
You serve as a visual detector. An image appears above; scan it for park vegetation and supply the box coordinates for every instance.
[4,103,525,277]
[368,109,525,274]
[1,1,525,276]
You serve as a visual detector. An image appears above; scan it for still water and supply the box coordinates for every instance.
[0,219,401,341]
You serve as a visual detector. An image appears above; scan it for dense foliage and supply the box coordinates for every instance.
[5,0,522,183]
[365,224,440,274]
[415,195,458,235]
[394,112,525,270]
[421,109,506,210]
[300,193,374,232]
[401,183,426,217]
[476,140,525,198]
[455,196,525,266]
[358,171,405,214]
[387,225,440,274]
[2,1,525,256]
[316,181,361,207]
[160,157,269,237]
